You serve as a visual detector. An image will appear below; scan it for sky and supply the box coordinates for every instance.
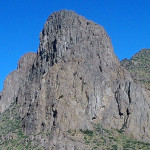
[0,0,150,91]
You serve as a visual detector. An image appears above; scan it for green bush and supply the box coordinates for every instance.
[80,129,94,137]
[112,144,117,150]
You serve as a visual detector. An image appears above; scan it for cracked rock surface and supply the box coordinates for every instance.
[0,10,150,149]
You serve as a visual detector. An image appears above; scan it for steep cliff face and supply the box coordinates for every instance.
[0,10,150,149]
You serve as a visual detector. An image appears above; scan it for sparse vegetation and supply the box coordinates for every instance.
[67,123,150,150]
[80,129,94,137]
[59,95,64,99]
[121,49,150,90]
[1,85,150,149]
[0,103,44,150]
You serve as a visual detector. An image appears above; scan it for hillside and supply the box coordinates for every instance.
[0,103,150,149]
[121,49,150,90]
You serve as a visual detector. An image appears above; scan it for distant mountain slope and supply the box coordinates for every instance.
[121,49,150,90]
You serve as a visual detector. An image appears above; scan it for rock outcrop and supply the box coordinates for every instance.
[0,53,36,113]
[0,10,150,149]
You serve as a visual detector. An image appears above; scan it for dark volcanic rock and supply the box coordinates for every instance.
[0,10,150,149]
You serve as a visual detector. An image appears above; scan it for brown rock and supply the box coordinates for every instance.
[1,10,150,149]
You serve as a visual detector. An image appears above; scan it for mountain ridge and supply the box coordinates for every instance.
[121,49,150,90]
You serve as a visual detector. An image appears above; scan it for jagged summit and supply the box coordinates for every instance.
[0,10,150,149]
[45,9,96,30]
[46,10,81,21]
[37,9,119,76]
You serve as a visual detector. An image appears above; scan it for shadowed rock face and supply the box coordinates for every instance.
[0,53,36,114]
[0,10,150,149]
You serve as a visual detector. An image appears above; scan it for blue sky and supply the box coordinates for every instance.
[0,0,150,91]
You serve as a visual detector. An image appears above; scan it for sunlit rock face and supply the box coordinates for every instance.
[1,10,150,149]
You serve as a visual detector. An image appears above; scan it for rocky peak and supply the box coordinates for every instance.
[17,10,150,144]
[37,10,119,75]
[0,10,150,149]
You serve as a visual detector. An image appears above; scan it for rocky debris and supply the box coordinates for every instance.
[0,52,36,114]
[121,49,150,90]
[0,10,150,149]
